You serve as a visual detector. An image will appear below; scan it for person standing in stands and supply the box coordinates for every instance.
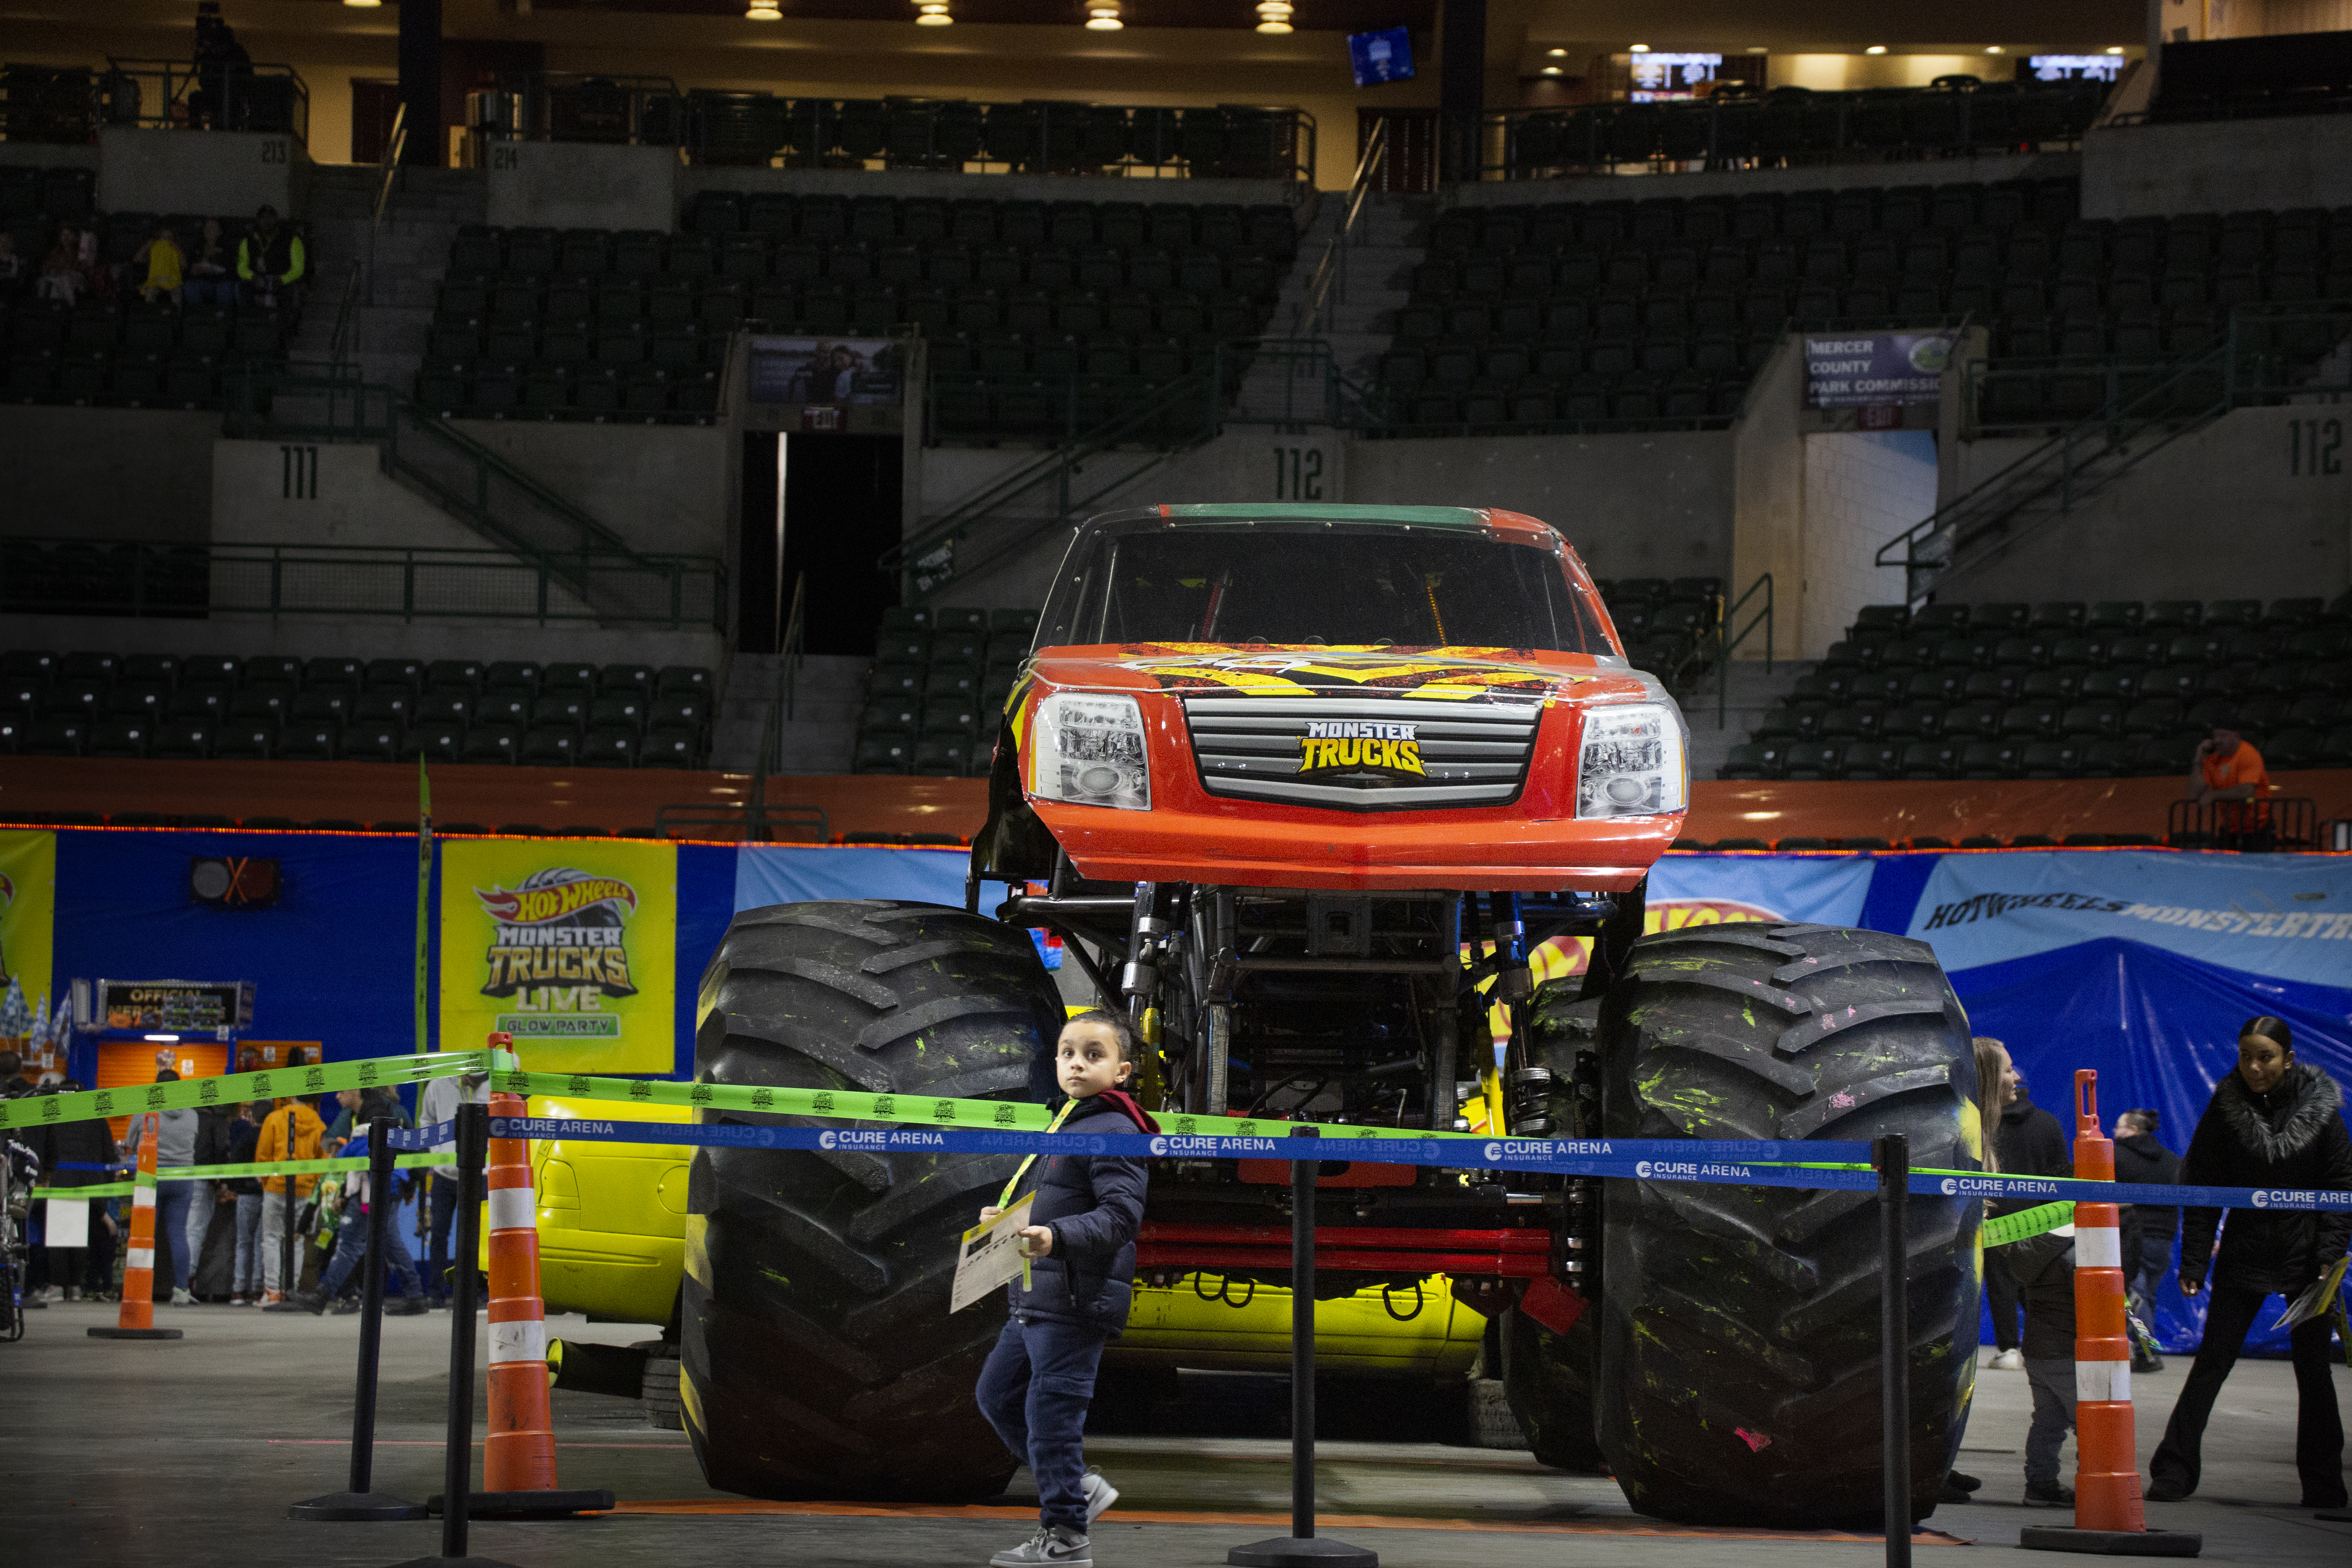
[123,1072,201,1307]
[2147,1018,2351,1509]
[237,205,304,310]
[2113,1108,2182,1372]
[1983,1050,2069,1371]
[254,1091,326,1306]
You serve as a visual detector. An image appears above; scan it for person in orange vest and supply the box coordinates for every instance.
[253,1094,326,1306]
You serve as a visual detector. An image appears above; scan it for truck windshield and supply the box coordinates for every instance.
[1038,523,1615,655]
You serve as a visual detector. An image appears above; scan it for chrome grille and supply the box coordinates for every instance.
[1183,695,1543,810]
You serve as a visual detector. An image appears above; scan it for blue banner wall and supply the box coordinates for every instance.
[26,830,2350,1351]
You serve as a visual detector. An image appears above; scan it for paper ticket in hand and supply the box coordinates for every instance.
[950,1192,1037,1314]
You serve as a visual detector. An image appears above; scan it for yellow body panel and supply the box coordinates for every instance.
[1113,1272,1484,1378]
[523,1096,694,1326]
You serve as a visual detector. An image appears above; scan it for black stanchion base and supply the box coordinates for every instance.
[289,1491,431,1522]
[86,1326,183,1340]
[2019,1526,2203,1557]
[384,1557,524,1568]
[425,1489,616,1520]
[2312,1509,2350,1522]
[1227,1537,1379,1568]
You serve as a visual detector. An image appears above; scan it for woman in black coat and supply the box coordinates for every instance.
[2146,1017,2352,1508]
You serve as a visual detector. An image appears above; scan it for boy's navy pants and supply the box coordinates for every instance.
[977,1312,1107,1531]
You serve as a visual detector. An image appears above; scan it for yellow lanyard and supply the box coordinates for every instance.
[998,1098,1079,1209]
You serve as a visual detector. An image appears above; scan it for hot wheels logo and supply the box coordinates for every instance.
[476,877,637,925]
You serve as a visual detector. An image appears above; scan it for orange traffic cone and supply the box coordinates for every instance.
[2020,1070,2199,1556]
[469,1031,612,1518]
[88,1113,183,1341]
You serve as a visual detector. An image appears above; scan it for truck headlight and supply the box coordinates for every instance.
[1577,703,1687,818]
[1031,692,1151,811]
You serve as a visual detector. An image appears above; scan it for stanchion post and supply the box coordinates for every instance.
[388,1101,518,1568]
[291,1115,427,1520]
[1226,1131,1375,1568]
[1876,1132,1910,1568]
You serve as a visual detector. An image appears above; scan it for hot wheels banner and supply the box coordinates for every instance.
[440,839,678,1075]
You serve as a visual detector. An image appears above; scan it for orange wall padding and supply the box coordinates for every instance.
[1,757,2346,847]
[95,1040,229,1143]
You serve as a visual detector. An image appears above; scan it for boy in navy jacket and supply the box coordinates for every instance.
[975,1009,1156,1568]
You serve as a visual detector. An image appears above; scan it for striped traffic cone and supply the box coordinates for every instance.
[2020,1070,2199,1557]
[445,1032,611,1520]
[88,1115,183,1341]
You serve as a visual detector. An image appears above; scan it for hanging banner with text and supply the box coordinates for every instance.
[1803,332,1953,408]
[438,839,677,1075]
[0,829,55,1033]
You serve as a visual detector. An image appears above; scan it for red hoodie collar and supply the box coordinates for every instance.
[1081,1088,1161,1134]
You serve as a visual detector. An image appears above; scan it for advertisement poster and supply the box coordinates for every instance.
[746,335,904,405]
[0,829,55,1028]
[1803,332,1952,408]
[440,839,677,1074]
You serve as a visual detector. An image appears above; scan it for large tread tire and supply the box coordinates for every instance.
[1500,986,1605,1472]
[1594,922,1981,1529]
[681,899,1062,1501]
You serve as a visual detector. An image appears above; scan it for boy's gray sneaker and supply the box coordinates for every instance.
[1080,1470,1118,1525]
[990,1526,1091,1567]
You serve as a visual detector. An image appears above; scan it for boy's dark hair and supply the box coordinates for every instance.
[2124,1108,2160,1133]
[156,1068,180,1082]
[1063,1008,1141,1066]
[0,1050,21,1079]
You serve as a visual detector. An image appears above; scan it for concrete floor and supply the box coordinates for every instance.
[6,1299,2347,1568]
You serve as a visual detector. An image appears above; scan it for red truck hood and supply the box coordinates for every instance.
[1027,643,1653,705]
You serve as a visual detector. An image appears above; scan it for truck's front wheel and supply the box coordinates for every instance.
[681,900,1060,1500]
[1595,922,1981,1528]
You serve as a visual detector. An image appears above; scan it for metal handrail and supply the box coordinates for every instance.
[1299,115,1387,335]
[98,57,312,146]
[889,365,1225,596]
[1714,573,1774,730]
[1877,301,2352,598]
[767,571,808,774]
[0,535,724,629]
[331,107,405,368]
[1478,80,2105,181]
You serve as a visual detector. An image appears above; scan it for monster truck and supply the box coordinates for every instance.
[684,503,1983,1526]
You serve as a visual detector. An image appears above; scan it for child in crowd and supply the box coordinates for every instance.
[975,1010,1157,1568]
[133,222,186,305]
[1980,1037,2081,1506]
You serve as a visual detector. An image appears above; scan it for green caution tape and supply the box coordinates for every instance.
[486,1068,1485,1145]
[0,1049,491,1131]
[29,1152,445,1201]
[1982,1200,2075,1248]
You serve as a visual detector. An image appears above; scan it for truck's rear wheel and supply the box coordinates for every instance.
[1595,923,1981,1528]
[681,900,1061,1500]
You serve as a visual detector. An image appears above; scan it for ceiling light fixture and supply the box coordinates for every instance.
[915,1,952,23]
[1541,65,1561,75]
[1255,2,1293,33]
[746,0,781,17]
[1085,2,1121,29]
[1629,43,1649,53]
[342,0,382,8]
[1986,45,2003,54]
[2105,45,2126,54]
[1865,45,1887,55]
[1547,48,1566,57]
[1746,46,1767,54]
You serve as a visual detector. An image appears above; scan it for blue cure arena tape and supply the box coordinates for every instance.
[473,1116,2352,1211]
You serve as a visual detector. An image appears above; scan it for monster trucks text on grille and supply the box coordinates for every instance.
[1184,695,1541,809]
